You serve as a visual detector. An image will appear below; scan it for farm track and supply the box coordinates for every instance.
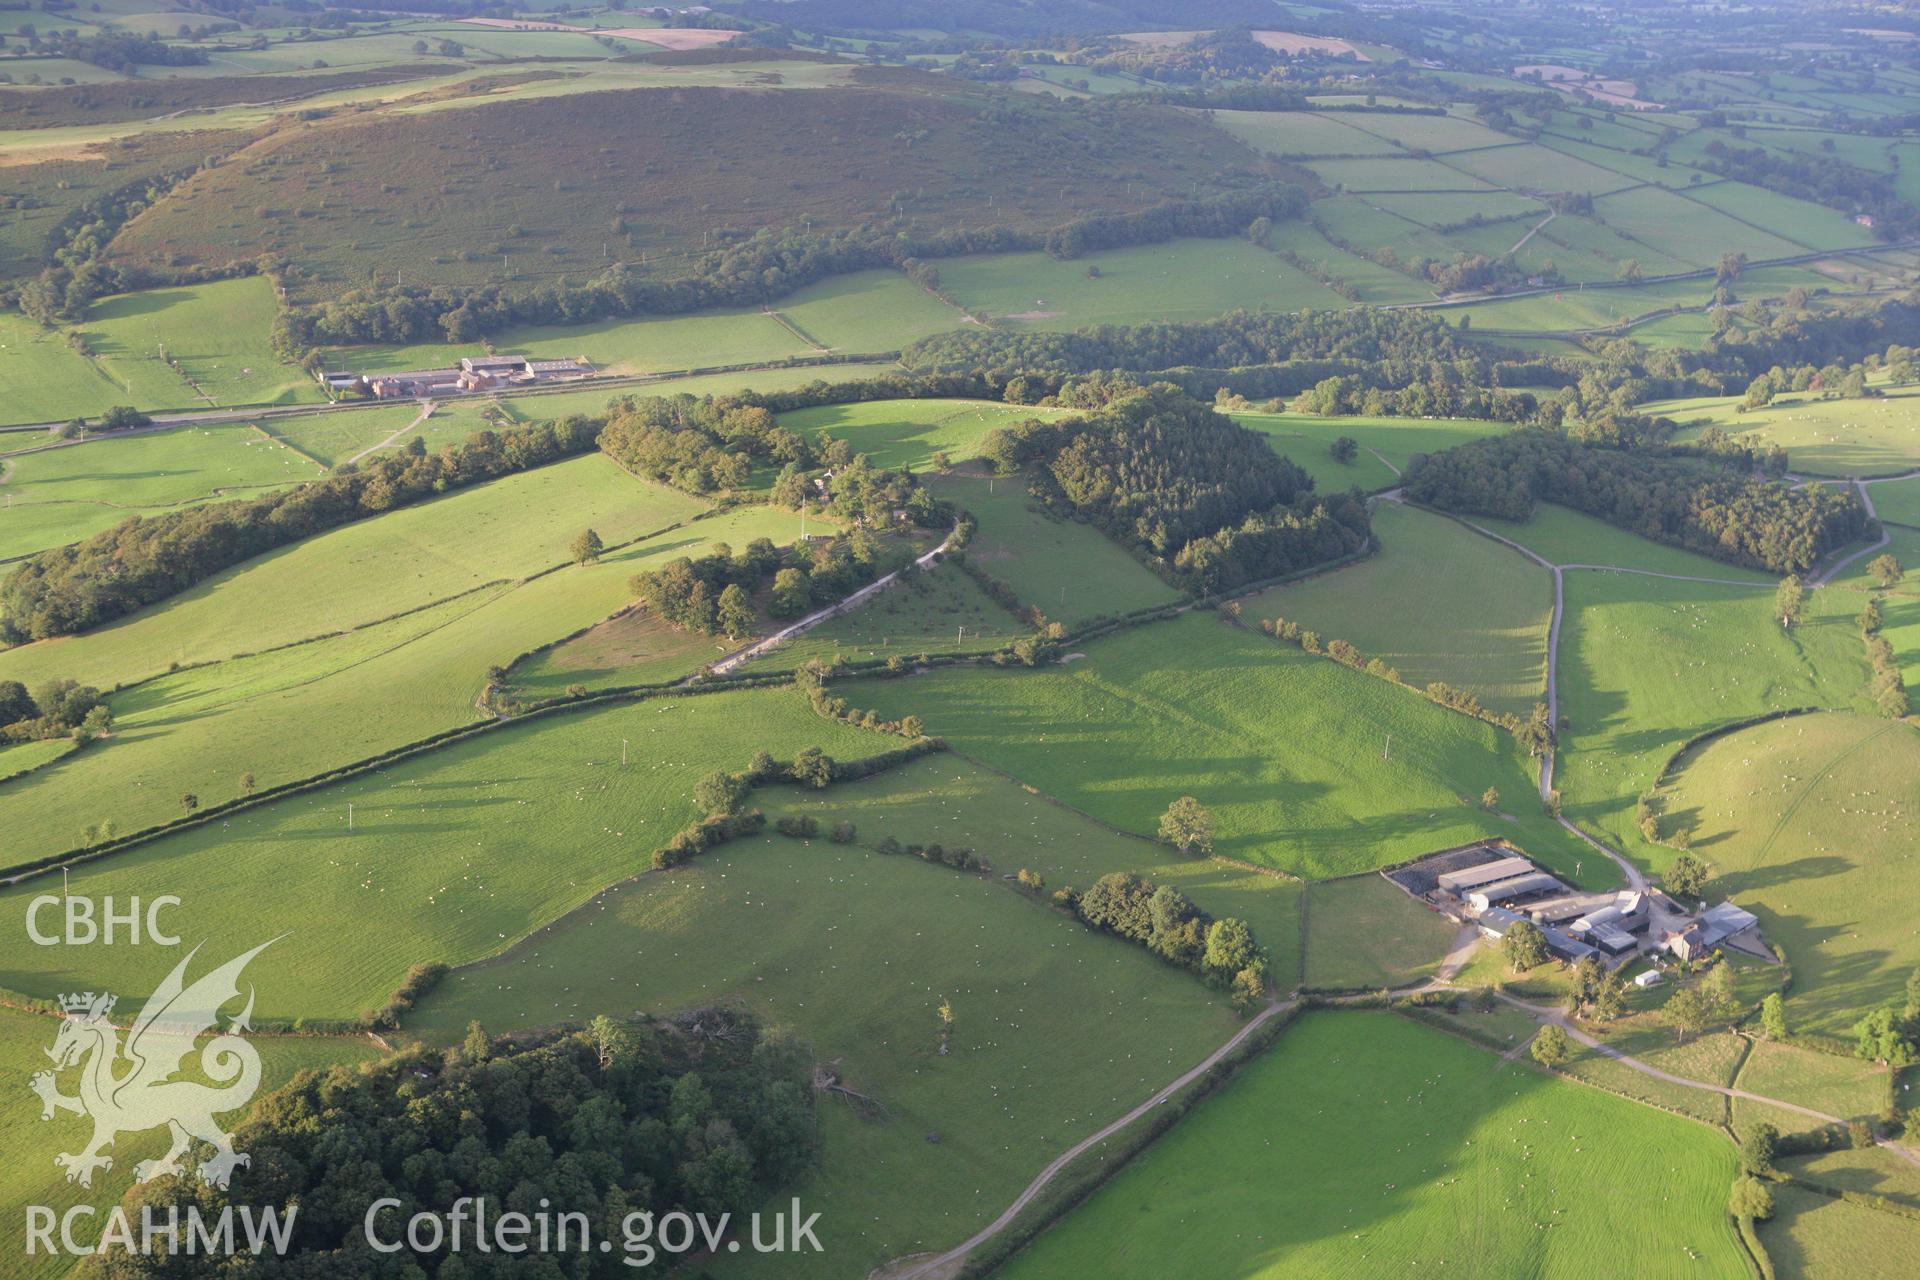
[340,399,436,468]
[703,525,963,677]
[882,998,1297,1280]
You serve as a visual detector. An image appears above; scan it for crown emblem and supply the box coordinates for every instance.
[58,992,115,1017]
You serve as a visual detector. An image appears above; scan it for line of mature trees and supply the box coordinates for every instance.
[1402,428,1868,575]
[86,1011,818,1277]
[979,383,1371,593]
[0,418,601,643]
[0,677,109,743]
[1859,576,1911,718]
[1056,871,1267,1005]
[271,184,1306,352]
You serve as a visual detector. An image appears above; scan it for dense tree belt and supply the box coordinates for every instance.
[0,418,600,643]
[86,1011,817,1278]
[902,307,1498,382]
[980,384,1372,593]
[269,183,1306,352]
[1403,429,1869,575]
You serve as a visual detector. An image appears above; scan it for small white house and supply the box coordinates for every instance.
[1632,970,1664,989]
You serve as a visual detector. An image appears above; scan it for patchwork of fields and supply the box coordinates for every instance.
[3,14,1919,1278]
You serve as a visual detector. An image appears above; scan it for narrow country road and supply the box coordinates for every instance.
[1495,991,1920,1169]
[1812,478,1889,586]
[883,999,1295,1280]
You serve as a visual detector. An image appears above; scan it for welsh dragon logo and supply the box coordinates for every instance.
[30,940,274,1190]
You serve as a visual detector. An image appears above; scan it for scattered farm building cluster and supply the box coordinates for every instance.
[322,355,594,399]
[1387,844,1768,968]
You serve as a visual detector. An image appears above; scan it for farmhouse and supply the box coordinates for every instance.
[1664,900,1762,961]
[324,354,594,399]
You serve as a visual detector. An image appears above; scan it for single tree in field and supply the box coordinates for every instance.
[570,528,604,565]
[1869,552,1903,588]
[239,771,255,796]
[1502,920,1550,973]
[1729,1175,1774,1222]
[1761,992,1788,1041]
[1775,574,1805,629]
[1158,796,1216,853]
[1665,851,1710,903]
[1330,435,1359,464]
[1665,984,1717,1043]
[179,792,199,815]
[1702,961,1739,1020]
[715,583,754,640]
[463,1019,492,1064]
[693,769,746,816]
[1530,1024,1570,1068]
[1480,786,1501,812]
[936,997,953,1056]
[1741,1122,1779,1175]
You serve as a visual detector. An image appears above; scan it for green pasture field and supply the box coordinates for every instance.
[1628,311,1719,348]
[80,277,320,411]
[0,1006,382,1280]
[1301,873,1458,989]
[473,307,812,376]
[1679,181,1880,251]
[0,312,126,426]
[1263,219,1435,303]
[1233,411,1508,487]
[1531,211,1702,278]
[1592,186,1804,266]
[251,402,433,467]
[934,237,1347,330]
[771,269,965,353]
[762,751,1306,982]
[925,471,1179,628]
[0,683,895,1017]
[1554,572,1871,884]
[776,399,1069,471]
[1760,1182,1920,1280]
[508,605,730,699]
[0,736,74,784]
[1472,501,1775,579]
[1308,154,1497,191]
[0,423,323,560]
[1873,476,1920,527]
[995,1012,1745,1280]
[405,797,1243,1280]
[1311,194,1462,264]
[1659,712,1920,1037]
[1242,502,1553,717]
[0,453,706,693]
[759,560,1027,670]
[1336,111,1518,153]
[846,610,1592,882]
[1209,108,1403,157]
[0,505,799,867]
[1780,1143,1920,1207]
[1362,189,1543,228]
[1444,142,1639,194]
[1733,1038,1890,1132]
[1671,388,1920,478]
[1451,278,1713,332]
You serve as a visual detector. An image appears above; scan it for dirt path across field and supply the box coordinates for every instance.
[341,399,435,468]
